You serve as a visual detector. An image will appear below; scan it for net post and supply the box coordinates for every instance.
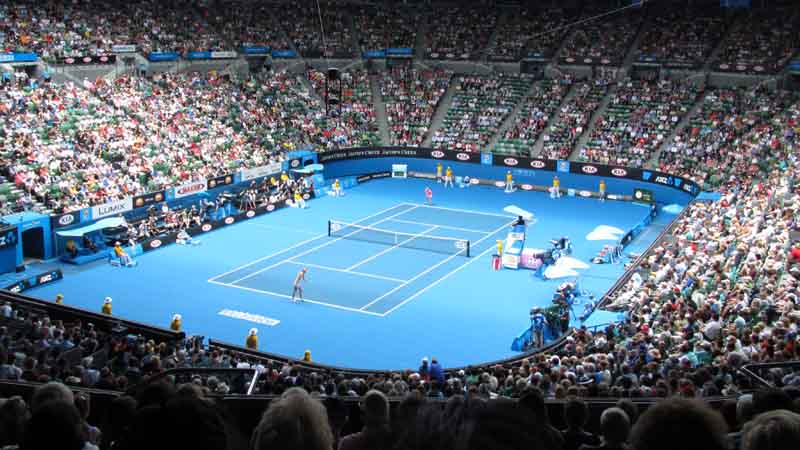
[466,241,470,258]
[327,220,331,237]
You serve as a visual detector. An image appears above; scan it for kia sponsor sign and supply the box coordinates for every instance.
[174,180,207,199]
[91,198,133,220]
[51,211,81,229]
[610,167,628,177]
[581,165,598,174]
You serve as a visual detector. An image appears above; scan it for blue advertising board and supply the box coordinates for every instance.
[147,52,180,62]
[0,52,38,63]
[271,50,298,58]
[242,46,271,55]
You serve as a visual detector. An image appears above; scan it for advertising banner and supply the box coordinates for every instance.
[59,54,116,65]
[316,147,482,164]
[241,163,282,182]
[242,46,270,55]
[0,225,17,249]
[207,174,235,190]
[132,190,166,209]
[211,51,238,59]
[147,52,180,62]
[112,44,137,53]
[0,52,38,63]
[386,48,414,57]
[173,179,208,199]
[91,198,133,220]
[560,56,617,66]
[363,50,386,59]
[187,51,212,60]
[4,269,63,293]
[714,62,770,74]
[50,211,81,229]
[271,50,298,58]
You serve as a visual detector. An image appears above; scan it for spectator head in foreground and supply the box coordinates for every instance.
[596,407,630,450]
[457,398,542,450]
[251,387,333,450]
[118,396,227,450]
[361,389,390,427]
[742,410,800,450]
[31,382,74,411]
[630,398,728,450]
[22,400,85,450]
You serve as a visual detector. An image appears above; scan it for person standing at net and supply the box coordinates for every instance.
[424,186,433,205]
[436,162,443,182]
[599,179,606,202]
[505,171,515,193]
[292,267,308,303]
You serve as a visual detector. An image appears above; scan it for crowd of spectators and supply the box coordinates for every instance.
[636,7,729,68]
[354,5,418,52]
[558,8,642,65]
[489,8,572,62]
[540,79,610,161]
[431,73,530,152]
[714,9,799,73]
[210,1,291,51]
[659,87,798,189]
[425,6,497,60]
[305,68,380,148]
[380,67,452,147]
[494,79,570,156]
[578,77,699,167]
[278,2,355,58]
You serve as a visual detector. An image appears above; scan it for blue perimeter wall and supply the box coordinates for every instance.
[322,158,694,206]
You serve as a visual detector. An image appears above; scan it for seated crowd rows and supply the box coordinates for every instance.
[380,68,452,147]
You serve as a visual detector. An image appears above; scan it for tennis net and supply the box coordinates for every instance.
[328,220,470,257]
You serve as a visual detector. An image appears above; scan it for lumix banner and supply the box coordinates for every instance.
[319,147,699,195]
[141,192,316,253]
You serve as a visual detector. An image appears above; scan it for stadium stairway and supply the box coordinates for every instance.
[421,77,461,147]
[414,16,429,61]
[647,88,708,169]
[369,75,392,145]
[532,82,579,157]
[702,12,745,72]
[567,82,618,161]
[620,12,649,69]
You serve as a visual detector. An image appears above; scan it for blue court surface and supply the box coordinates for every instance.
[28,178,675,369]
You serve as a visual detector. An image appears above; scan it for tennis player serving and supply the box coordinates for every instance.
[292,267,308,303]
[424,186,433,205]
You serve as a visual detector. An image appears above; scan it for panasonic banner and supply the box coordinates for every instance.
[91,198,133,220]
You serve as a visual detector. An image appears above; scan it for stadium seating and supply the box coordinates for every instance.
[541,79,610,161]
[494,79,570,156]
[380,67,453,147]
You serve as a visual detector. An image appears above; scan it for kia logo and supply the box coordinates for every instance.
[58,214,75,226]
[494,181,506,188]
[224,217,235,225]
[530,160,546,169]
[521,184,533,191]
[470,178,480,184]
[201,224,212,232]
[82,57,92,63]
[150,239,162,248]
[611,168,627,177]
[267,204,275,212]
[291,160,300,167]
[504,158,519,166]
[582,165,598,174]
[579,190,592,197]
[246,210,256,218]
[430,151,445,158]
[302,193,310,200]
[100,56,108,62]
[456,153,470,161]
[65,58,75,64]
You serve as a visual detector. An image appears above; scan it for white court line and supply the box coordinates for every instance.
[229,205,419,285]
[209,279,384,317]
[208,203,408,282]
[359,219,514,312]
[400,202,517,219]
[379,240,499,316]
[346,225,439,271]
[388,218,492,235]
[286,261,408,283]
[246,223,320,236]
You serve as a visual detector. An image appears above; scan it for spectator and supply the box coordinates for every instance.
[562,398,600,450]
[629,398,728,450]
[251,387,334,450]
[339,390,392,450]
[22,400,87,450]
[741,409,800,450]
[580,407,629,450]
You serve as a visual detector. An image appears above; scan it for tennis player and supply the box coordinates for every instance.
[424,186,433,205]
[599,179,606,202]
[292,267,308,303]
[444,166,454,188]
[436,162,443,182]
[550,176,561,199]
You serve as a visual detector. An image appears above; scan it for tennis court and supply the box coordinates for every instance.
[209,203,515,316]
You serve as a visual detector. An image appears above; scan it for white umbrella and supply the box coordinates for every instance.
[586,229,622,241]
[555,256,589,270]
[594,225,625,235]
[544,265,579,279]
